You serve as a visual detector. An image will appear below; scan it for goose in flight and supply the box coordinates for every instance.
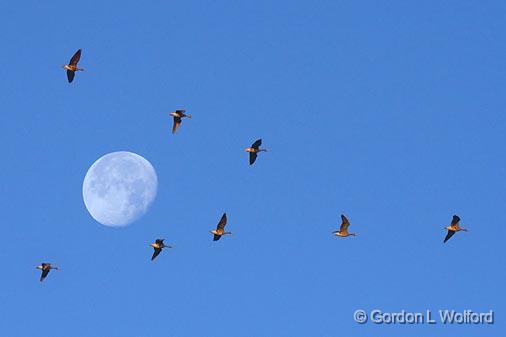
[150,239,172,261]
[36,263,59,282]
[210,213,231,241]
[444,215,468,243]
[245,139,267,165]
[333,214,357,237]
[170,109,191,134]
[63,49,84,83]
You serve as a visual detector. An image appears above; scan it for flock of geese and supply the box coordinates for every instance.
[36,49,469,282]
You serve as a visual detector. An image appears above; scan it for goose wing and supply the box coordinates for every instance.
[249,152,257,165]
[443,230,456,243]
[339,214,350,232]
[66,70,75,83]
[216,213,227,230]
[151,248,162,261]
[40,268,50,282]
[69,49,81,66]
[172,116,182,134]
[251,139,262,150]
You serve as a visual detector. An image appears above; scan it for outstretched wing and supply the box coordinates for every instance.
[69,49,81,66]
[216,213,227,230]
[40,269,50,282]
[251,139,262,150]
[172,116,181,134]
[443,230,456,243]
[213,234,222,241]
[66,70,75,83]
[339,214,350,232]
[155,239,164,245]
[151,248,162,261]
[249,152,257,165]
[451,215,460,226]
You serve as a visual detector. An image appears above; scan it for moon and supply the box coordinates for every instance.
[82,151,158,227]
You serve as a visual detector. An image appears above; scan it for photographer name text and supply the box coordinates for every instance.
[353,309,494,325]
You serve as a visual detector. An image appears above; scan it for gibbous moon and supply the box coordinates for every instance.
[82,151,158,227]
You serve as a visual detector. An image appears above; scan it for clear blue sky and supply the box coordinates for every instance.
[0,1,504,336]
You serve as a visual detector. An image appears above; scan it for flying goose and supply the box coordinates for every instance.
[210,213,231,241]
[333,214,357,237]
[150,239,172,261]
[170,109,191,134]
[63,49,84,83]
[444,215,468,243]
[36,263,59,282]
[245,139,267,165]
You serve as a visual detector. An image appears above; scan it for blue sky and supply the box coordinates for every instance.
[0,1,505,336]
